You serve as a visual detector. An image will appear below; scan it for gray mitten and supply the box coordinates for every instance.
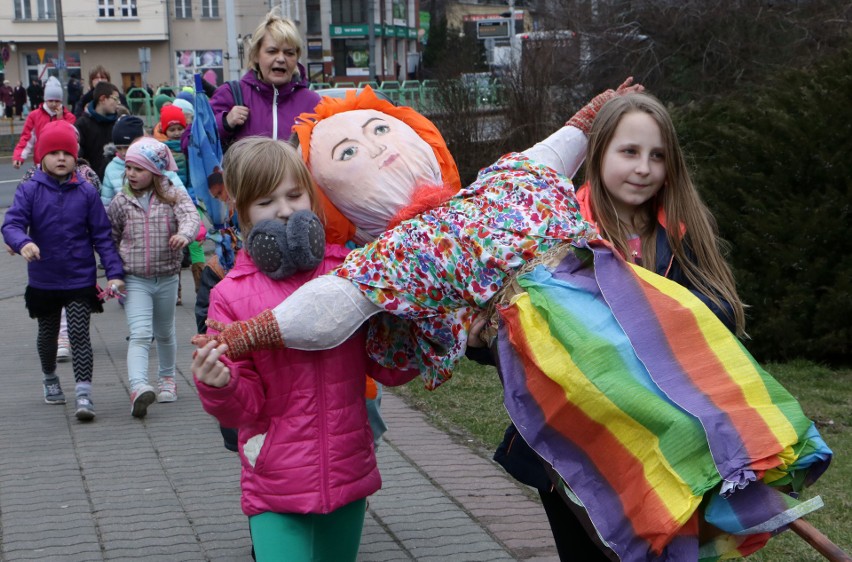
[246,211,326,279]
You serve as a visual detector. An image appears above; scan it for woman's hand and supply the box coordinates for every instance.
[225,105,250,129]
[192,340,231,388]
[20,242,40,262]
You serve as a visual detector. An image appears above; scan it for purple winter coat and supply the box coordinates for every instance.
[2,169,124,290]
[209,65,321,144]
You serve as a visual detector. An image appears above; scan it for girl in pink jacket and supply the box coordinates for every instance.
[192,137,417,561]
[12,77,76,169]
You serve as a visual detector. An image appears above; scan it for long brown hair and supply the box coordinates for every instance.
[586,92,746,336]
[222,136,323,235]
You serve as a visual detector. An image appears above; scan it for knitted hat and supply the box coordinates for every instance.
[171,98,195,120]
[112,115,145,145]
[153,93,174,113]
[177,90,194,103]
[159,105,186,131]
[44,77,64,101]
[36,120,78,162]
[125,137,177,177]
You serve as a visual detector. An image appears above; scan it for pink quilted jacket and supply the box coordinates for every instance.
[196,247,417,516]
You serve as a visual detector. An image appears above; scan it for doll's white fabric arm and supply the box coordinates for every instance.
[273,275,381,350]
[195,276,380,355]
[522,126,588,178]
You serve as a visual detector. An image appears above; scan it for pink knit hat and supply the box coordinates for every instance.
[124,137,177,177]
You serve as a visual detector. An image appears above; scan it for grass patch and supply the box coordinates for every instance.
[391,359,851,558]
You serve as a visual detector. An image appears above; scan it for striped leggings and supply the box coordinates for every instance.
[37,299,93,383]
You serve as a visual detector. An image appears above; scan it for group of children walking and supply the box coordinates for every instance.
[2,104,200,421]
[4,69,750,560]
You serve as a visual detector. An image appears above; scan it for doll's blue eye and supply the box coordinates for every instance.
[339,146,358,161]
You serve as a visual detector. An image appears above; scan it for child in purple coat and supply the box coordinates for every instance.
[2,121,125,421]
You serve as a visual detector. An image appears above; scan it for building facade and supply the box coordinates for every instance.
[0,0,421,96]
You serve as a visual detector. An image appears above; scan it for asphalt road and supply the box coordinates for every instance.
[0,155,22,209]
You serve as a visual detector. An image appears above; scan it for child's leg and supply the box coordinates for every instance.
[151,275,179,377]
[124,276,155,389]
[66,299,96,420]
[125,276,158,417]
[36,310,62,377]
[65,299,94,390]
[37,310,65,404]
[249,499,366,561]
[151,275,180,402]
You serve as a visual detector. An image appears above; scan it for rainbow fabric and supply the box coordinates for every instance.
[496,242,831,561]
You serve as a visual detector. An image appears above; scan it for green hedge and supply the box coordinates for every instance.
[676,49,852,363]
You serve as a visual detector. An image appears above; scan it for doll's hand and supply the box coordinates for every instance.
[192,309,285,359]
[20,242,40,262]
[566,77,645,134]
[169,234,190,251]
[192,341,231,388]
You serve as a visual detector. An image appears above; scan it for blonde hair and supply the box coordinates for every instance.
[586,92,746,336]
[222,136,323,235]
[248,9,303,77]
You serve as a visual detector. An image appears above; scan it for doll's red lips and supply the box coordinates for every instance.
[381,154,398,168]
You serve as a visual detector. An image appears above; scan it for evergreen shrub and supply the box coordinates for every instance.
[676,50,851,363]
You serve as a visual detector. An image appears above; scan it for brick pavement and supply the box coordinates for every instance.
[0,209,558,561]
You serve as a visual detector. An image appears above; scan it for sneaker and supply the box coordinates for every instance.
[157,377,177,403]
[43,379,66,404]
[130,384,157,418]
[75,395,96,421]
[57,337,71,362]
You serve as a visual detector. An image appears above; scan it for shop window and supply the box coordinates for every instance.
[176,49,224,88]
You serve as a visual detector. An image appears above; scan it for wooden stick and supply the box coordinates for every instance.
[790,518,852,562]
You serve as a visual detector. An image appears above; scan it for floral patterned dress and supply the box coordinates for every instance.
[331,153,598,388]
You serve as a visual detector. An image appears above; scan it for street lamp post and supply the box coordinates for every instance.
[237,34,245,69]
[55,0,68,103]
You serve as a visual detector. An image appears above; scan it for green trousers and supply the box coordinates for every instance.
[249,498,367,561]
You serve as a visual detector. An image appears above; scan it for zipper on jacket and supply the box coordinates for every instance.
[318,357,330,512]
[272,86,279,140]
[144,195,153,278]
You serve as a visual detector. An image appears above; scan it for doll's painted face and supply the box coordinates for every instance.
[309,109,442,238]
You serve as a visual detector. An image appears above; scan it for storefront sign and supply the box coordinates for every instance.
[330,24,368,38]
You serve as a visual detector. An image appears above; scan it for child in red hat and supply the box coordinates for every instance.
[2,120,125,421]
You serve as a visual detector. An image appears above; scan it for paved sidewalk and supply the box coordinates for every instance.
[0,217,558,561]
